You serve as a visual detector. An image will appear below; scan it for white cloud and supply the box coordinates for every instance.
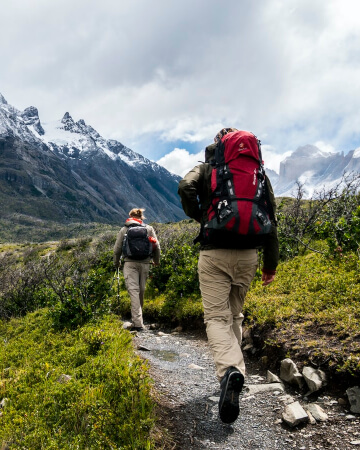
[1,0,360,159]
[157,148,204,177]
[313,141,337,154]
[261,145,292,174]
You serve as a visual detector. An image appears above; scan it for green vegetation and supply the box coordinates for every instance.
[246,252,360,376]
[0,311,155,449]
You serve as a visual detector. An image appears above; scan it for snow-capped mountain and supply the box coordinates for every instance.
[266,144,360,198]
[0,93,185,224]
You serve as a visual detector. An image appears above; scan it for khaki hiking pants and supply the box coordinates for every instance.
[198,248,258,380]
[123,261,150,328]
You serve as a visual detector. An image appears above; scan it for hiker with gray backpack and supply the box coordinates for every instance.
[113,208,160,331]
[178,128,279,424]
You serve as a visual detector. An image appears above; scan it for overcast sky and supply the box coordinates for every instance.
[1,0,360,176]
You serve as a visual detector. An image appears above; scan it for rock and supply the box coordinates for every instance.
[305,403,328,422]
[0,398,9,409]
[302,366,326,393]
[280,359,304,388]
[122,321,132,329]
[246,383,285,395]
[188,363,205,370]
[306,411,317,425]
[208,396,220,402]
[338,397,348,406]
[137,345,151,351]
[158,331,169,337]
[243,343,254,351]
[346,414,357,420]
[278,394,295,405]
[267,370,282,383]
[173,326,183,332]
[241,395,256,401]
[346,386,360,414]
[57,374,72,384]
[242,328,251,340]
[149,323,160,330]
[282,401,309,427]
[350,440,360,446]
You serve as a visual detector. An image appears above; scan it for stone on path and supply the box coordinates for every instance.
[302,366,326,393]
[282,401,309,427]
[267,370,282,383]
[346,386,360,414]
[305,403,328,422]
[306,411,317,425]
[137,345,151,351]
[188,363,205,370]
[280,358,304,388]
[246,383,285,395]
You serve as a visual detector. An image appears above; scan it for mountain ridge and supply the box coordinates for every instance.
[0,94,185,226]
[266,144,360,197]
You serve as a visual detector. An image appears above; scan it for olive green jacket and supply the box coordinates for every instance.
[177,143,279,273]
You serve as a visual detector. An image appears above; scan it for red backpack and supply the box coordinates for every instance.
[204,130,274,237]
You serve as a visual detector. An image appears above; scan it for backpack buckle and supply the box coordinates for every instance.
[216,199,233,222]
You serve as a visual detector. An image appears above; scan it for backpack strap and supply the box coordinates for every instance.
[264,181,277,225]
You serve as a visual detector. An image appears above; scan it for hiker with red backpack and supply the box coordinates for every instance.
[113,208,160,332]
[178,128,279,424]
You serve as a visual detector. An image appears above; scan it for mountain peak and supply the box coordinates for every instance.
[21,106,44,135]
[61,112,74,123]
[0,93,7,105]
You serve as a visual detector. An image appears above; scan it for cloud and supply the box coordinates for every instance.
[157,148,204,177]
[261,145,292,174]
[1,0,360,160]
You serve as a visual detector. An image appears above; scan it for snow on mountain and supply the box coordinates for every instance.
[269,144,360,198]
[0,93,184,224]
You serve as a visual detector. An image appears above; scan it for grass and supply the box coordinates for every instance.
[0,310,156,449]
[245,251,360,377]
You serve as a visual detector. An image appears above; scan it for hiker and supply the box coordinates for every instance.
[113,208,160,332]
[178,128,279,424]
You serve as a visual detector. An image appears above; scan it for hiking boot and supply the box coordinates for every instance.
[219,367,244,424]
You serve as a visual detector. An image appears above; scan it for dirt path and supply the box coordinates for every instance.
[133,327,360,450]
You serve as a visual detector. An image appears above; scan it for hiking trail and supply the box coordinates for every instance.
[133,326,360,449]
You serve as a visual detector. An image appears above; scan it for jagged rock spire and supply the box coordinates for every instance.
[21,106,45,135]
[0,93,8,104]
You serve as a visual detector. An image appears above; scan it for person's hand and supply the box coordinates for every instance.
[262,272,275,286]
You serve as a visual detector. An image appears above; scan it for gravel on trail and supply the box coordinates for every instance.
[133,326,360,450]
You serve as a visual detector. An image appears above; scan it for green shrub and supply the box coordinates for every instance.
[0,311,155,449]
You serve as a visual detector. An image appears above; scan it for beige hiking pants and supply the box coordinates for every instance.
[123,261,150,328]
[198,248,258,380]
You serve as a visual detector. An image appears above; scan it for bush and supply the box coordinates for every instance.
[0,311,155,449]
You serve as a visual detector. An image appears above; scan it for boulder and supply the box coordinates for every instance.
[280,358,304,388]
[302,366,326,393]
[346,386,360,414]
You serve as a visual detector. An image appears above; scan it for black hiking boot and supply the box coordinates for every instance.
[219,367,244,424]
